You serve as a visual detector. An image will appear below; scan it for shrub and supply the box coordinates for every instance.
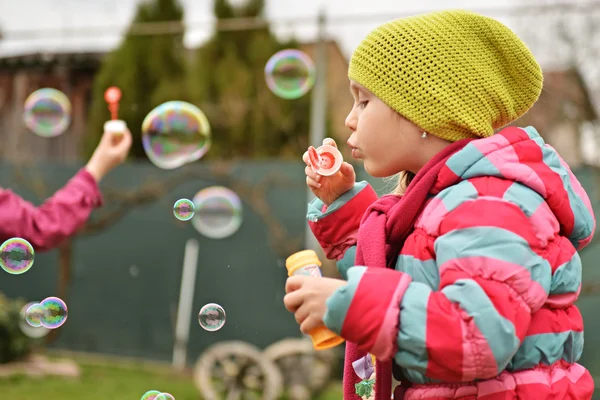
[0,291,41,364]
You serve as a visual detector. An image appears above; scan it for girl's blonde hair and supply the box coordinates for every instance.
[386,171,415,195]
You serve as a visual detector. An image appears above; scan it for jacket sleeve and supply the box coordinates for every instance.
[323,196,551,382]
[0,168,104,252]
[306,181,378,279]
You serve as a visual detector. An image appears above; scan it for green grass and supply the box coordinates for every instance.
[0,355,343,400]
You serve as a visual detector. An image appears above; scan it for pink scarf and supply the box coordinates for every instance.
[346,139,474,400]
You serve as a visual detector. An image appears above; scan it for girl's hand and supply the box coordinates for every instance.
[85,128,133,182]
[303,138,356,206]
[283,275,347,334]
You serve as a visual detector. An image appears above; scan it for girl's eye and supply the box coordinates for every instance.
[358,100,368,109]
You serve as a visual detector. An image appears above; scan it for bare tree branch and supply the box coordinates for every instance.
[80,161,304,256]
[11,163,50,199]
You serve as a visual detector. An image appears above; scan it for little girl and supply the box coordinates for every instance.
[0,128,131,250]
[284,9,596,399]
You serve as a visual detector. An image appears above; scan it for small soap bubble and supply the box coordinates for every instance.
[173,198,195,221]
[142,101,211,170]
[191,186,243,239]
[0,238,35,275]
[140,390,162,400]
[23,88,72,137]
[19,302,50,338]
[25,302,44,328]
[265,49,316,100]
[40,296,68,329]
[198,303,226,332]
[156,393,175,400]
[308,145,343,177]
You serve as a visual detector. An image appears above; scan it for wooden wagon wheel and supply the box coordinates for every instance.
[263,338,337,400]
[193,341,283,400]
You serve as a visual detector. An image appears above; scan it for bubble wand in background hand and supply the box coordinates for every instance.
[103,86,127,136]
[308,144,343,176]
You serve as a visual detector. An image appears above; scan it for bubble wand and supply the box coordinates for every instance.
[103,86,127,135]
[308,144,343,176]
[285,250,345,350]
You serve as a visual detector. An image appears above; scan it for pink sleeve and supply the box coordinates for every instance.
[0,168,104,251]
[307,181,378,260]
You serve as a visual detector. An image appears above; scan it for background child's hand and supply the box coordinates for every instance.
[85,128,133,183]
[283,275,347,334]
[303,138,355,206]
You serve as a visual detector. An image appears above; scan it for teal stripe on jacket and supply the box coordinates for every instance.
[306,180,370,222]
[506,331,584,371]
[434,226,552,293]
[337,245,357,280]
[442,279,521,374]
[323,266,367,335]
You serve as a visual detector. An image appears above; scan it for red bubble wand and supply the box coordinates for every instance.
[103,86,126,135]
[308,146,322,168]
[104,86,121,120]
[308,145,342,176]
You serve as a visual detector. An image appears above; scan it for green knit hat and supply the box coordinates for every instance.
[348,10,543,142]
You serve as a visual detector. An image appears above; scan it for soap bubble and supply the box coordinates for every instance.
[0,237,35,275]
[40,296,68,329]
[140,390,162,400]
[173,198,195,221]
[198,303,226,332]
[191,186,243,239]
[19,302,50,338]
[23,88,71,137]
[156,393,175,400]
[142,101,211,170]
[265,49,316,100]
[25,302,44,328]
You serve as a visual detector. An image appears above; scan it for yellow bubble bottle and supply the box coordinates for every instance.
[285,250,346,350]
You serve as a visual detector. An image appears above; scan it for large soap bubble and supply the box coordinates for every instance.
[0,237,34,275]
[142,101,211,169]
[192,186,243,239]
[265,49,316,100]
[19,302,50,339]
[23,88,71,137]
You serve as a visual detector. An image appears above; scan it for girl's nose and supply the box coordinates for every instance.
[345,108,357,132]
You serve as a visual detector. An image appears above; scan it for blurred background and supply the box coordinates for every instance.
[0,0,599,399]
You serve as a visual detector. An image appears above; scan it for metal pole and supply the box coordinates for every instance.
[172,238,200,370]
[305,11,328,252]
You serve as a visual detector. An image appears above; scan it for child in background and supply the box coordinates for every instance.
[284,9,595,400]
[0,129,132,251]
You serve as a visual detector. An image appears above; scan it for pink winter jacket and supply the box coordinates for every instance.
[309,127,596,399]
[0,169,103,251]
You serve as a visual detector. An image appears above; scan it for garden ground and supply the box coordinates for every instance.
[0,352,343,400]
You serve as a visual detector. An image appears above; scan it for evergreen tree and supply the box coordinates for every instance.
[85,0,189,159]
[191,0,312,159]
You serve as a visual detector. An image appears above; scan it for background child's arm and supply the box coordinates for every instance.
[324,195,559,382]
[306,181,378,279]
[0,169,103,251]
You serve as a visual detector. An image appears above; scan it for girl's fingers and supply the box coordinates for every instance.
[323,138,337,148]
[304,166,321,182]
[300,315,321,335]
[306,176,322,189]
[283,291,303,313]
[302,151,310,166]
[339,162,354,178]
[294,305,310,326]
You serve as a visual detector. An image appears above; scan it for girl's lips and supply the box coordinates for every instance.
[347,140,361,159]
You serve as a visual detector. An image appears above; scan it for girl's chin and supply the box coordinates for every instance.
[364,160,401,178]
[363,161,385,178]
